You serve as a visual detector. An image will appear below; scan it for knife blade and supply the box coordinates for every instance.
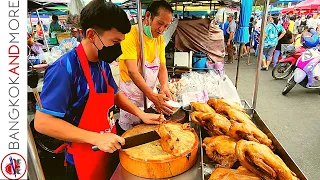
[92,130,161,151]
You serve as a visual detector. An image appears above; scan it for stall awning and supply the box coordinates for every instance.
[294,0,320,10]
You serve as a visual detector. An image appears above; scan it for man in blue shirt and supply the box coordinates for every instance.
[261,16,282,71]
[34,1,160,179]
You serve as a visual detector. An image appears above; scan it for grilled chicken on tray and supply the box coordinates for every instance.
[209,166,260,180]
[236,140,299,180]
[229,122,273,149]
[203,136,238,168]
[207,98,245,113]
[190,102,216,113]
[191,112,231,136]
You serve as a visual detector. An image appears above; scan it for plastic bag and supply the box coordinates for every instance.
[218,75,241,104]
[59,37,78,53]
[68,0,85,16]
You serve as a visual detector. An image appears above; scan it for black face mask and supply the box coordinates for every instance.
[93,32,122,63]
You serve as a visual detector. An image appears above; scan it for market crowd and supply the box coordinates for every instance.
[220,12,320,69]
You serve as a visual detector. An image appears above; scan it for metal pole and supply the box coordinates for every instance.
[235,43,243,89]
[36,9,49,51]
[247,0,258,65]
[252,0,270,109]
[136,0,147,110]
[27,123,46,180]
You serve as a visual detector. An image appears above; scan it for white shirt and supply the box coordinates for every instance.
[307,18,320,30]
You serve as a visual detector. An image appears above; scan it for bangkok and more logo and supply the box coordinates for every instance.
[1,153,27,180]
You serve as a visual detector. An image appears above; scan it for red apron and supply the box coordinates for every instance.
[67,43,117,180]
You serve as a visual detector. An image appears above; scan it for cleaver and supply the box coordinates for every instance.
[92,130,161,151]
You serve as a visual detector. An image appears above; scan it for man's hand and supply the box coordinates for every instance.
[149,93,173,115]
[140,113,161,125]
[93,133,125,153]
[227,40,231,46]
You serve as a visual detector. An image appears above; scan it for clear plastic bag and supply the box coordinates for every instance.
[59,37,78,53]
[168,71,241,105]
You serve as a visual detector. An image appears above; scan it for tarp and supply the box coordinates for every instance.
[273,0,303,4]
[294,0,320,10]
[175,19,225,62]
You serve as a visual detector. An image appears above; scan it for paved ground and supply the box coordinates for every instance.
[224,55,320,180]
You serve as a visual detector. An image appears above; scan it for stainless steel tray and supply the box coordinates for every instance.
[197,101,308,180]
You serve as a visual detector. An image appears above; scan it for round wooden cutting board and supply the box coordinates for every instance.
[119,123,199,179]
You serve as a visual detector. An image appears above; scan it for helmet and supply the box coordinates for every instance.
[301,29,319,48]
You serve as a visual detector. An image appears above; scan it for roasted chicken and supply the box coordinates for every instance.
[236,140,299,180]
[225,107,256,127]
[209,166,260,180]
[190,102,215,113]
[191,112,231,136]
[201,113,231,136]
[203,136,238,168]
[190,111,212,125]
[207,98,245,113]
[158,123,181,156]
[229,122,273,149]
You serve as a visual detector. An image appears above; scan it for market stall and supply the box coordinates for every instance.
[27,0,308,179]
[106,0,308,178]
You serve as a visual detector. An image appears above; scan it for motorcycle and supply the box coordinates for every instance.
[282,48,320,95]
[272,45,307,80]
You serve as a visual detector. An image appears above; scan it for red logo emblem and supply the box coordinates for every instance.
[1,153,27,180]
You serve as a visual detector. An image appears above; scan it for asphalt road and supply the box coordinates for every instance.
[224,55,320,180]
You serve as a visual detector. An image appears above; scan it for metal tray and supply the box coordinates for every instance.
[192,101,308,180]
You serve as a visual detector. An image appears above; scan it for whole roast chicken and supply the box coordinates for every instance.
[229,122,273,149]
[203,136,238,168]
[207,98,244,113]
[209,166,260,180]
[191,112,231,136]
[236,140,299,180]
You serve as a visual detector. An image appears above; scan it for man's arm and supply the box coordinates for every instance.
[158,62,172,99]
[35,111,99,144]
[125,60,173,114]
[278,30,286,40]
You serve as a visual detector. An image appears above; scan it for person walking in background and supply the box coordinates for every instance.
[274,18,291,68]
[241,17,254,59]
[261,16,280,71]
[307,12,320,34]
[225,13,237,64]
[294,16,301,34]
[288,16,295,33]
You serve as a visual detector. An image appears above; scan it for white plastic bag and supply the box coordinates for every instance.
[218,75,241,104]
[68,0,85,16]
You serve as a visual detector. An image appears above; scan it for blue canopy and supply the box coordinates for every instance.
[268,7,283,15]
[234,0,254,43]
[273,0,303,4]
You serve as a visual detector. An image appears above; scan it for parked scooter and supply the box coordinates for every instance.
[282,48,320,95]
[272,45,307,79]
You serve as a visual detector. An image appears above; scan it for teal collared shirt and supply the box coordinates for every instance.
[49,22,62,33]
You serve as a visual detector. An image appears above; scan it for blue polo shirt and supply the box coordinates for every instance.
[36,48,118,164]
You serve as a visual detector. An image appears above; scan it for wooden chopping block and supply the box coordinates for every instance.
[119,123,199,179]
